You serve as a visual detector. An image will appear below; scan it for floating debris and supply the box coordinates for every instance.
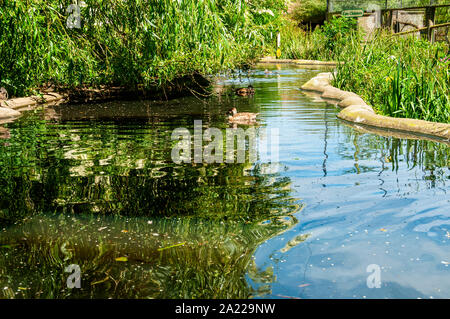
[157,242,186,252]
[115,257,128,262]
[91,276,110,286]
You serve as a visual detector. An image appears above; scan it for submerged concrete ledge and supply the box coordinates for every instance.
[341,120,450,146]
[0,93,65,110]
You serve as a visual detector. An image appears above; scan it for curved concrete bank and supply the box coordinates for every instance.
[341,120,450,146]
[300,72,450,141]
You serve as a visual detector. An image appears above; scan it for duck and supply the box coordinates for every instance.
[0,87,8,101]
[227,107,258,124]
[235,85,255,96]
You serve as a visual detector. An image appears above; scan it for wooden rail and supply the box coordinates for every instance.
[327,2,450,14]
[384,4,450,11]
[391,22,450,36]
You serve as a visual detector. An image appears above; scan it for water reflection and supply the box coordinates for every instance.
[248,64,449,299]
[0,64,449,299]
[0,89,301,298]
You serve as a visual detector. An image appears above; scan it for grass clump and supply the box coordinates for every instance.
[334,32,449,123]
[290,0,327,26]
[280,16,357,61]
[280,16,450,123]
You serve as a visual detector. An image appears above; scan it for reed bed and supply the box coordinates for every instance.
[0,211,298,298]
[281,17,450,123]
[334,32,450,123]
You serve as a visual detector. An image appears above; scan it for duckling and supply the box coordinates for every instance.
[235,85,255,96]
[227,107,258,124]
[0,87,8,101]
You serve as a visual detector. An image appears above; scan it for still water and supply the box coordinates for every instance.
[0,64,449,299]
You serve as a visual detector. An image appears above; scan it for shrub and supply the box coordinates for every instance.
[290,0,327,25]
[0,0,287,97]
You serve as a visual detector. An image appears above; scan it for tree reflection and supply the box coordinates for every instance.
[0,109,300,298]
[337,122,450,189]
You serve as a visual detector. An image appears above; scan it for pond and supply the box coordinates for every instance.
[0,64,449,299]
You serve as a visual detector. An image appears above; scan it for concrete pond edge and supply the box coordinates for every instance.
[259,57,339,66]
[300,71,450,142]
[261,58,450,142]
[2,59,450,143]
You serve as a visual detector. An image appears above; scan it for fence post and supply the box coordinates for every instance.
[425,6,436,41]
[326,0,330,21]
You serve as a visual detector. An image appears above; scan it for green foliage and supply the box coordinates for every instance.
[320,16,358,51]
[279,20,328,60]
[279,16,357,61]
[0,0,287,97]
[435,6,450,24]
[290,0,327,24]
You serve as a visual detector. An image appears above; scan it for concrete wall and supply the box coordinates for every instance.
[358,10,425,38]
